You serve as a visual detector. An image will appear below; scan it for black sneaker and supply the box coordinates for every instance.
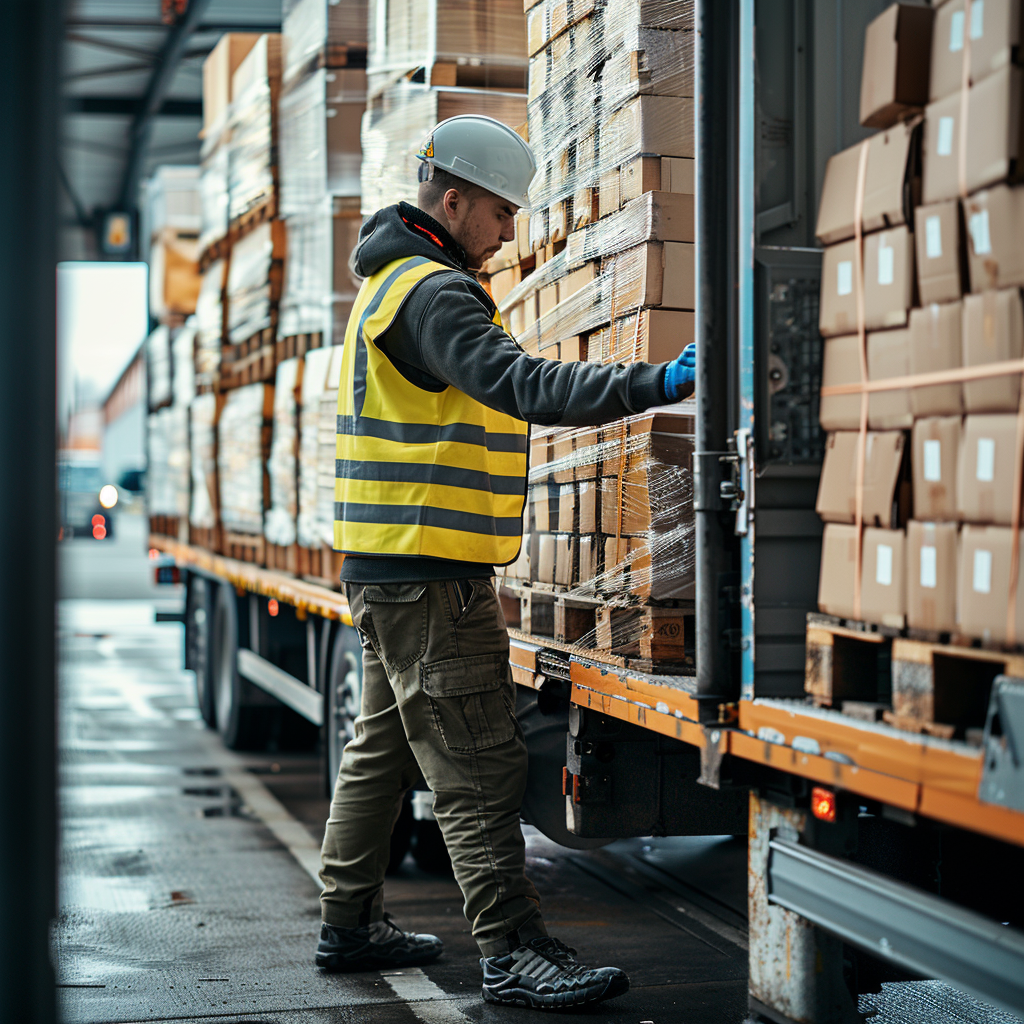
[481,936,629,1010]
[315,913,443,972]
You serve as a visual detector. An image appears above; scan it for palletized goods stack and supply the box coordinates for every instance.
[810,1,1024,740]
[490,0,697,669]
[264,357,303,571]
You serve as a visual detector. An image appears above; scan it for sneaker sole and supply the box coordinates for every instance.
[481,972,629,1010]
[315,947,443,973]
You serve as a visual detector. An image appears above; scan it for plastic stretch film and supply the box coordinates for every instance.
[283,0,368,85]
[316,346,345,548]
[366,0,528,97]
[146,325,172,410]
[279,68,366,215]
[147,406,191,518]
[265,357,302,546]
[359,82,527,216]
[199,139,230,252]
[195,260,226,386]
[226,220,284,345]
[227,35,282,222]
[144,166,201,241]
[297,345,334,548]
[189,393,219,530]
[218,382,273,535]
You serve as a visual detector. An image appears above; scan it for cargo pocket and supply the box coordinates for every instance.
[362,583,428,672]
[420,652,516,754]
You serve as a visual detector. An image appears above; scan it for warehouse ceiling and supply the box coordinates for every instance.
[62,0,281,258]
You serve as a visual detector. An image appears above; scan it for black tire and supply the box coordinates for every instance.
[185,575,216,728]
[411,818,453,875]
[324,624,363,797]
[212,582,272,750]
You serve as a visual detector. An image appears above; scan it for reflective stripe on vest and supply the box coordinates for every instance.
[333,255,529,564]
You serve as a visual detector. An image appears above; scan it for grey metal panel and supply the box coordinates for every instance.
[768,838,1024,1017]
[980,675,1024,813]
[237,648,324,726]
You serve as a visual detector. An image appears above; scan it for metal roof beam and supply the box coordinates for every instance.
[66,96,202,117]
[65,19,280,33]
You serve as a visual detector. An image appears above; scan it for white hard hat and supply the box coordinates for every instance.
[417,115,537,209]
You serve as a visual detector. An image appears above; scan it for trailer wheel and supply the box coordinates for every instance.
[185,575,216,728]
[212,582,271,750]
[324,624,363,797]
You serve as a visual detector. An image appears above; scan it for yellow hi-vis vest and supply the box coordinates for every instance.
[333,255,529,564]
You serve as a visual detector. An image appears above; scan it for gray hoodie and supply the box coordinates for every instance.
[340,202,680,584]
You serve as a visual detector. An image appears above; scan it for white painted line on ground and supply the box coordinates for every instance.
[380,968,472,1023]
[222,768,323,885]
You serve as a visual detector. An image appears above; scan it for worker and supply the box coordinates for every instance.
[316,114,696,1011]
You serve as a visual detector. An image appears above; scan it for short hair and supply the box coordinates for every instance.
[417,166,487,211]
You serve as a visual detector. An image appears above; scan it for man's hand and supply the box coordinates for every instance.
[662,343,696,402]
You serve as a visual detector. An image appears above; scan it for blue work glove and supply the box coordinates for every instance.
[662,343,696,402]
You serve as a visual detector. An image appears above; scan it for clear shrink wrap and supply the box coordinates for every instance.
[279,201,362,341]
[189,393,219,531]
[195,259,226,387]
[218,382,273,535]
[147,406,191,518]
[146,412,169,513]
[316,346,346,547]
[146,325,172,410]
[226,220,286,344]
[366,0,528,96]
[144,165,201,241]
[360,82,528,215]
[279,68,366,214]
[227,35,282,221]
[298,346,334,548]
[265,357,302,546]
[171,319,197,408]
[283,0,369,84]
[199,139,230,252]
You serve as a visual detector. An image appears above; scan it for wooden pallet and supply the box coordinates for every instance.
[275,332,325,364]
[198,233,230,274]
[297,545,343,589]
[220,327,277,390]
[188,524,221,554]
[149,514,183,540]
[222,531,265,566]
[229,191,278,242]
[390,61,526,94]
[265,541,299,576]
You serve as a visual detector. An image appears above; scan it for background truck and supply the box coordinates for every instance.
[148,1,1024,1021]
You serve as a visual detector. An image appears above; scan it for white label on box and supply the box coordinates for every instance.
[925,215,943,259]
[937,116,955,157]
[877,242,894,285]
[875,543,893,587]
[920,545,937,589]
[949,10,965,50]
[971,0,984,40]
[977,437,996,482]
[923,438,943,481]
[973,548,993,594]
[837,260,853,297]
[970,209,992,255]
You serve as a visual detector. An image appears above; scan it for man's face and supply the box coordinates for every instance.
[443,189,518,270]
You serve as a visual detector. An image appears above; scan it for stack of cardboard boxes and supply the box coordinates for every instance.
[817,1,1024,644]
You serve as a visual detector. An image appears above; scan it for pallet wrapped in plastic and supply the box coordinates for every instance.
[316,346,346,548]
[360,81,527,215]
[146,325,172,409]
[147,406,190,519]
[189,393,219,531]
[366,0,527,96]
[217,382,273,535]
[297,345,335,549]
[226,219,286,345]
[264,357,303,546]
[279,68,366,214]
[199,138,230,253]
[279,200,361,342]
[143,165,201,242]
[195,259,226,388]
[283,0,368,85]
[228,34,282,222]
[171,319,197,409]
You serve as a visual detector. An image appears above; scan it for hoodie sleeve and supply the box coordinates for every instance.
[388,273,684,427]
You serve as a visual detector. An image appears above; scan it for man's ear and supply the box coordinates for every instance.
[442,187,460,222]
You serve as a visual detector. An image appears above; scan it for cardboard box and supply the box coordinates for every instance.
[957,414,1022,524]
[816,430,909,527]
[909,301,963,416]
[957,524,1024,642]
[906,520,959,632]
[964,184,1024,292]
[817,522,859,619]
[598,168,621,219]
[531,483,556,532]
[574,427,600,481]
[202,33,261,138]
[930,0,1024,103]
[609,310,695,364]
[868,328,913,429]
[607,242,695,312]
[554,534,575,587]
[602,95,696,167]
[619,156,695,207]
[861,527,907,626]
[557,483,575,532]
[860,4,934,129]
[820,334,863,432]
[912,416,961,521]
[864,226,915,330]
[816,119,922,246]
[819,239,861,337]
[962,287,1024,411]
[578,534,597,583]
[923,67,1024,203]
[914,200,964,304]
[578,480,598,533]
[149,230,201,318]
[536,532,556,583]
[488,264,521,307]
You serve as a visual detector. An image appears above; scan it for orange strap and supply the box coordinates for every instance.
[852,140,870,620]
[820,357,1024,397]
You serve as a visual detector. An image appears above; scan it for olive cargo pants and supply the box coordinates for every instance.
[319,579,548,957]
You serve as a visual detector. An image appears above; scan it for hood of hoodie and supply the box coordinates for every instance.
[349,202,468,280]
